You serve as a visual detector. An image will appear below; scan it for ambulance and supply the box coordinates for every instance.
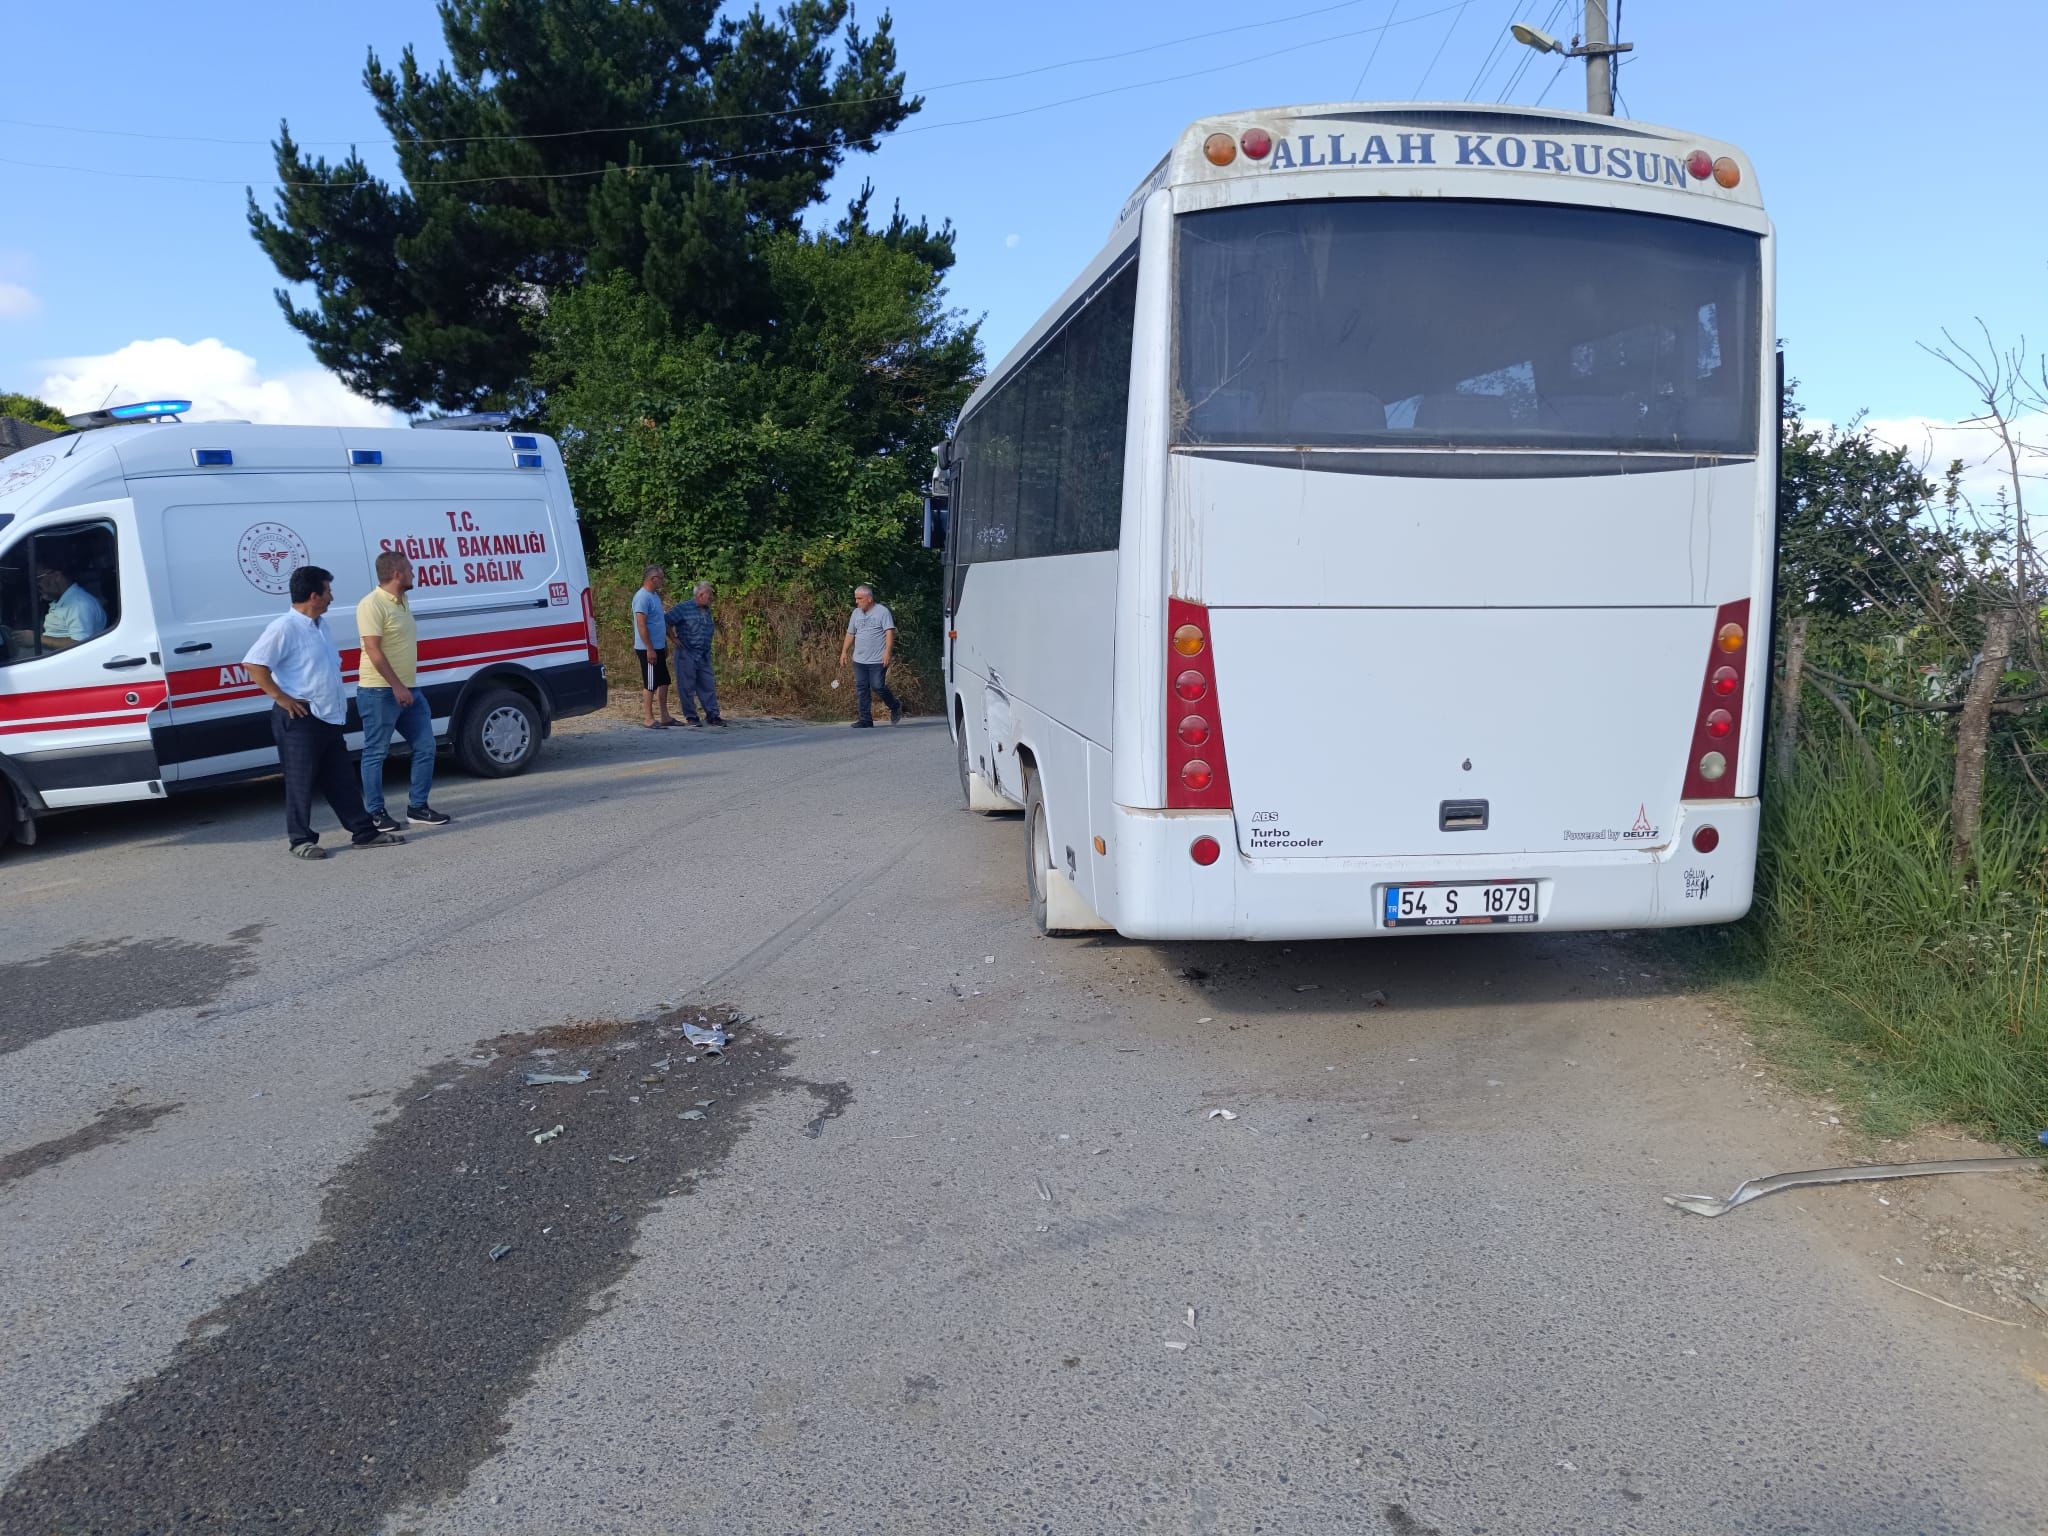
[0,402,607,845]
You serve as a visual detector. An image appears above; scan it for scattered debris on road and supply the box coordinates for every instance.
[677,1109,706,1121]
[681,1021,728,1055]
[1664,1155,2044,1218]
[488,1244,512,1262]
[1206,1108,1238,1121]
[1365,989,1388,1007]
[521,1070,591,1086]
[607,1154,637,1165]
[531,1124,564,1145]
[1162,1340,1189,1352]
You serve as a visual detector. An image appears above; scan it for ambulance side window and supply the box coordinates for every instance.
[0,521,122,667]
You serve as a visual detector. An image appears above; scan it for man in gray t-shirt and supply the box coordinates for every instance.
[838,584,901,727]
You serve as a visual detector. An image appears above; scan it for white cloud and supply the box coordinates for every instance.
[0,281,39,320]
[39,337,402,428]
[1862,409,2048,509]
[1004,233,1020,249]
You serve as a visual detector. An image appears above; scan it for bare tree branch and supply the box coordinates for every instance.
[1807,664,2048,716]
[1802,673,1881,780]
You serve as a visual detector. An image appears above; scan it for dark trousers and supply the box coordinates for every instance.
[272,707,378,848]
[853,661,900,724]
[675,650,720,722]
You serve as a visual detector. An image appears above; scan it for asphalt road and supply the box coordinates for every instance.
[2,714,2044,1535]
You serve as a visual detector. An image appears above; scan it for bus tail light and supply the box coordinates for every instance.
[1682,598,1750,799]
[1190,836,1221,866]
[1692,825,1720,853]
[1167,598,1232,811]
[582,587,600,661]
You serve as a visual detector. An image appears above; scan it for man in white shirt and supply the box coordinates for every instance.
[245,564,406,861]
[36,561,107,651]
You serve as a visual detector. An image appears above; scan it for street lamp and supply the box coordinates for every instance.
[1506,6,1631,115]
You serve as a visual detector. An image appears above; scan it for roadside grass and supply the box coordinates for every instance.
[591,575,938,719]
[1672,726,2048,1147]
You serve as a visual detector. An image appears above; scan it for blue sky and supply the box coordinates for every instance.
[1,0,2042,453]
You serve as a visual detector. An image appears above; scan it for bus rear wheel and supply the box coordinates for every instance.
[1023,766,1050,933]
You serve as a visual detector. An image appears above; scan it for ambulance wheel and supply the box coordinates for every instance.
[457,688,540,777]
[1023,766,1050,934]
[3,776,34,848]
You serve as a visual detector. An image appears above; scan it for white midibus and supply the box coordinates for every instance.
[933,102,1774,941]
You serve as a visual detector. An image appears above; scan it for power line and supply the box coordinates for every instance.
[1412,0,1473,97]
[1532,56,1571,107]
[1495,0,1568,100]
[0,0,1466,154]
[0,6,1478,193]
[1462,2,1528,101]
[1350,1,1401,98]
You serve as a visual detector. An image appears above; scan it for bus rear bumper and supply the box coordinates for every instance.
[1105,801,1758,941]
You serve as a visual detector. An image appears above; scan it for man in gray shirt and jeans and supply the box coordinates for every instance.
[839,584,901,728]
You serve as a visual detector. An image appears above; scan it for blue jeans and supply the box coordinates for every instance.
[675,649,719,722]
[854,661,900,724]
[358,687,435,813]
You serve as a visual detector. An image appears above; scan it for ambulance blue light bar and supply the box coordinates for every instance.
[65,399,193,430]
[351,449,383,466]
[514,452,543,469]
[510,434,538,451]
[192,449,233,467]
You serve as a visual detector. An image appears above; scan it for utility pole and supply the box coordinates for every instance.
[1508,2,1631,116]
[1582,0,1613,116]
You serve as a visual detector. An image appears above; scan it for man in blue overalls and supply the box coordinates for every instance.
[665,580,725,727]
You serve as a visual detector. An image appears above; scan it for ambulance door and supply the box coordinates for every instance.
[133,473,366,783]
[348,447,573,733]
[0,498,168,807]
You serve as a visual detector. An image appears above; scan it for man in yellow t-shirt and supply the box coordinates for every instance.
[356,551,451,831]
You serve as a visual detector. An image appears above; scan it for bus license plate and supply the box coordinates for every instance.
[1383,882,1539,928]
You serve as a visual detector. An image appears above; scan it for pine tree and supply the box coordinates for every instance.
[248,0,918,414]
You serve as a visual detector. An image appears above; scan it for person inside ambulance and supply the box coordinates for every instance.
[36,559,108,651]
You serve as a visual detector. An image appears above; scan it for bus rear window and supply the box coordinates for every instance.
[1175,199,1761,456]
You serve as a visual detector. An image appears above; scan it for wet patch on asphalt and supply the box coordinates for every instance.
[0,929,265,1056]
[0,1006,852,1533]
[0,1100,182,1191]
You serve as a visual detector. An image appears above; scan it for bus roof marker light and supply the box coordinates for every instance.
[1239,128,1272,160]
[1203,133,1237,167]
[1685,150,1713,180]
[1712,157,1742,189]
